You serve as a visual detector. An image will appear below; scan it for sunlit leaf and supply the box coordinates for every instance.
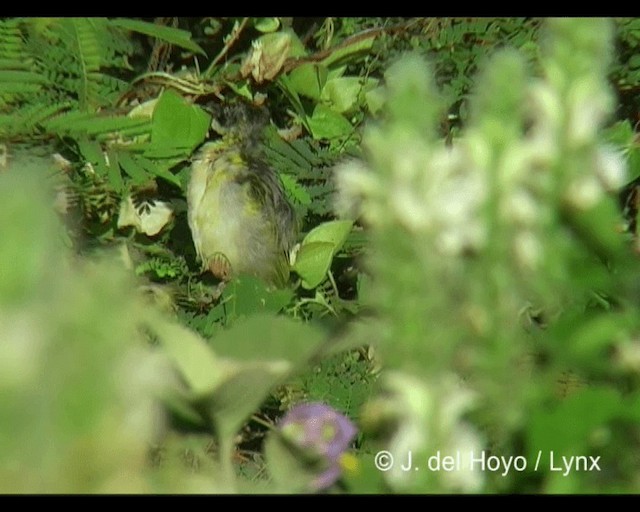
[320,76,378,113]
[293,220,353,289]
[149,89,211,154]
[308,104,354,140]
[254,17,281,33]
[153,319,224,397]
[287,62,328,100]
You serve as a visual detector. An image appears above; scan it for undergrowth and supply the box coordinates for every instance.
[2,17,640,494]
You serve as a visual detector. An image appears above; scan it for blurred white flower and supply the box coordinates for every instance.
[565,175,603,210]
[514,230,543,271]
[501,188,540,227]
[614,338,640,373]
[334,159,381,221]
[527,81,562,135]
[595,145,627,192]
[566,79,611,148]
[0,312,44,387]
[380,371,485,493]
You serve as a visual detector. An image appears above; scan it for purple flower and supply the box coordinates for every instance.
[279,402,357,490]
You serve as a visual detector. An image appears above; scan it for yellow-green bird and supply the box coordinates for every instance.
[187,104,298,288]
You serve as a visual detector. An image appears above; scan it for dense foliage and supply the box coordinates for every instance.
[2,17,640,493]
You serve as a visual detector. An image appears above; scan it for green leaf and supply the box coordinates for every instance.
[117,151,151,185]
[602,119,635,148]
[254,17,281,33]
[320,35,376,69]
[153,318,224,397]
[110,18,207,56]
[212,313,325,366]
[286,62,328,100]
[221,274,294,320]
[150,89,211,155]
[293,220,353,289]
[105,149,124,191]
[77,137,110,178]
[293,241,336,289]
[308,104,354,140]
[302,219,354,248]
[204,314,326,461]
[209,360,292,457]
[264,430,322,493]
[134,156,182,188]
[320,76,378,113]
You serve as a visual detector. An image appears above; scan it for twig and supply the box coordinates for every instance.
[205,17,250,77]
[281,19,420,74]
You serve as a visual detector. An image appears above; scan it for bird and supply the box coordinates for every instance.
[187,103,298,288]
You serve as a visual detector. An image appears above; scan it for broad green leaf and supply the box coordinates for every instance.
[111,18,207,56]
[320,76,378,113]
[308,104,354,140]
[365,85,386,114]
[293,220,353,289]
[282,28,307,58]
[209,360,292,459]
[221,275,294,319]
[202,314,326,462]
[287,62,328,100]
[150,89,211,154]
[293,241,336,289]
[211,313,325,366]
[153,318,224,397]
[302,219,354,247]
[254,17,280,33]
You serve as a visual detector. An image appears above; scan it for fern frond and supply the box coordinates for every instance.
[0,19,26,62]
[42,109,151,138]
[110,18,206,56]
[51,18,127,110]
[0,18,137,138]
[0,101,71,137]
